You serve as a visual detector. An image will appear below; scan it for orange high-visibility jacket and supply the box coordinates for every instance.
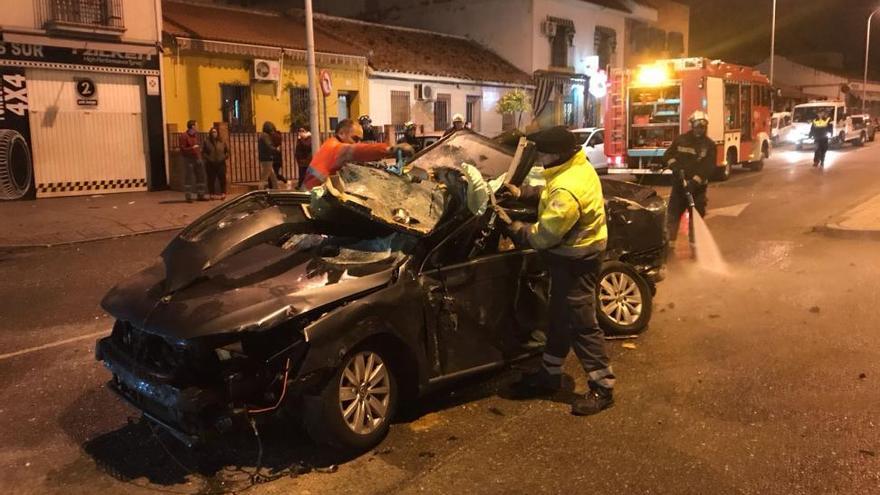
[301,137,388,190]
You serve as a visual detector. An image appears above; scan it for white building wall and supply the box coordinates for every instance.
[532,0,627,74]
[375,0,535,75]
[757,56,849,101]
[369,77,507,136]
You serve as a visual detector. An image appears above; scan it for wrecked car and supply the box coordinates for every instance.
[95,131,667,453]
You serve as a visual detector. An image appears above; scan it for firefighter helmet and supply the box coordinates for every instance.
[404,120,416,129]
[452,113,465,123]
[689,110,709,124]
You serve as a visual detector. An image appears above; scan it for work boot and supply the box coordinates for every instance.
[511,369,562,397]
[571,386,614,416]
[812,160,819,168]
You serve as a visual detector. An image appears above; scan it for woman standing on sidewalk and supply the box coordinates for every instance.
[259,121,280,189]
[203,127,229,200]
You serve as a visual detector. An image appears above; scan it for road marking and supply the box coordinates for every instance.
[0,330,108,361]
[705,202,750,219]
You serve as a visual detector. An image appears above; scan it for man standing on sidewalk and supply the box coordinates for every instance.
[179,120,207,202]
[503,126,615,416]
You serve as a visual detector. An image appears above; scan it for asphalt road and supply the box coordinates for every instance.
[1,143,879,494]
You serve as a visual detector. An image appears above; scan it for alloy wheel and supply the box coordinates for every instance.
[338,351,391,435]
[599,271,643,325]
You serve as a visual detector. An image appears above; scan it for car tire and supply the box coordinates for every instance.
[0,129,34,200]
[302,344,398,453]
[714,149,734,181]
[858,132,866,146]
[596,261,653,335]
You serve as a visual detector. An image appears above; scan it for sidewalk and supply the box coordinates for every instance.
[0,191,228,249]
[816,193,880,240]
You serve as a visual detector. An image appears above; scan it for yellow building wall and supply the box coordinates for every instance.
[163,51,368,132]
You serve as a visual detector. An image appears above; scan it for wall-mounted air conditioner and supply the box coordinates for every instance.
[541,20,557,38]
[415,83,435,101]
[253,59,281,82]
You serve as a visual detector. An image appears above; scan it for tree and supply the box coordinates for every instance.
[495,89,532,130]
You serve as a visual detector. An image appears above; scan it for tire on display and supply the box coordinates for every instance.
[596,261,653,335]
[0,129,34,200]
[302,344,398,453]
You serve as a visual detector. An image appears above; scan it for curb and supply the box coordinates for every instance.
[811,224,880,241]
[0,225,184,251]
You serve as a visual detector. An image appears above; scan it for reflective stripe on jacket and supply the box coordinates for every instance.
[527,150,608,257]
[301,137,389,190]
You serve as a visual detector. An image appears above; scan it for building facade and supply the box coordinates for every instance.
[161,1,531,179]
[312,0,689,128]
[0,0,165,200]
[757,55,880,114]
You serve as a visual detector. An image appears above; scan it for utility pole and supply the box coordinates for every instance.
[769,0,776,87]
[863,8,880,114]
[305,0,321,155]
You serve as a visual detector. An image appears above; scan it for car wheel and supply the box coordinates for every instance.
[715,149,734,181]
[596,261,653,335]
[0,129,34,200]
[858,132,866,146]
[302,345,398,453]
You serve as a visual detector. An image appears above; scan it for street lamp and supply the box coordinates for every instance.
[863,7,880,114]
[770,0,777,87]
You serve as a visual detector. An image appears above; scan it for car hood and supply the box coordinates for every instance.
[101,186,415,340]
[102,240,403,340]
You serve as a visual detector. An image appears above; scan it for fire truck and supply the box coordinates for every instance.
[604,58,772,181]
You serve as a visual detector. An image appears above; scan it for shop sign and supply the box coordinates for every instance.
[0,68,34,200]
[75,77,98,106]
[0,41,159,72]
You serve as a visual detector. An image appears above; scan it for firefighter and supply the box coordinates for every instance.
[399,121,422,152]
[502,126,615,416]
[663,110,716,244]
[300,119,413,190]
[358,115,380,142]
[809,109,833,168]
[443,113,466,137]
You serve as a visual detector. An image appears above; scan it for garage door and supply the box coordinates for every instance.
[27,69,148,197]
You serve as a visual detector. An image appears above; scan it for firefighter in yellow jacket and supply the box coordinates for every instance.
[502,126,615,416]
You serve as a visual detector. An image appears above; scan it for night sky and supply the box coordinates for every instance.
[683,0,880,78]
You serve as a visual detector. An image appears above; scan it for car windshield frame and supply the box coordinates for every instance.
[793,106,837,123]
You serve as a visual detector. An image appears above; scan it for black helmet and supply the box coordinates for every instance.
[358,115,372,125]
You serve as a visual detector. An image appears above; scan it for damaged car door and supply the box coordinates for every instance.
[419,212,530,375]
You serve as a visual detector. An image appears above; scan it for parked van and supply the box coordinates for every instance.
[771,111,794,143]
[792,101,865,149]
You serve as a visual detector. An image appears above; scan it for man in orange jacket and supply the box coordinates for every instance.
[300,119,413,190]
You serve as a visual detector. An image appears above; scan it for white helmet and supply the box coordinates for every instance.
[452,113,465,123]
[689,110,709,124]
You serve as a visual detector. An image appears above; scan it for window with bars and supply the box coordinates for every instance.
[595,26,617,70]
[434,94,451,131]
[46,0,124,29]
[289,87,310,130]
[221,84,254,132]
[391,90,411,125]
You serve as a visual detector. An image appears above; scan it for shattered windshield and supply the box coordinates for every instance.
[408,130,516,179]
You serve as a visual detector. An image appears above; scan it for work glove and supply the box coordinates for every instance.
[497,183,522,200]
[502,220,531,249]
[389,143,415,157]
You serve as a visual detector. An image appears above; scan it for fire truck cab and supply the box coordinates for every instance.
[605,58,772,181]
